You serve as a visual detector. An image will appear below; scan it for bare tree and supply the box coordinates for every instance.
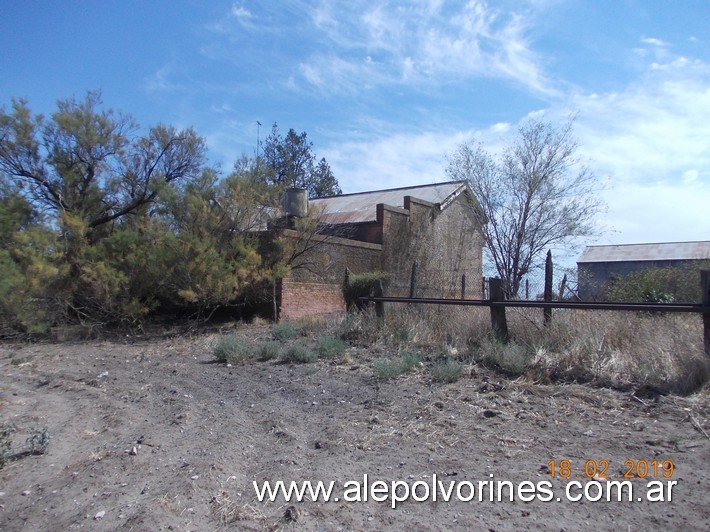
[446,117,604,297]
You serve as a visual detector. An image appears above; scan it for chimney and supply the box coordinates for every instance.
[282,188,308,218]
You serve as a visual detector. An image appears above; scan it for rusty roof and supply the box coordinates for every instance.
[310,181,469,224]
[578,241,710,263]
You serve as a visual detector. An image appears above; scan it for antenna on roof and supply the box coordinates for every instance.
[256,121,262,173]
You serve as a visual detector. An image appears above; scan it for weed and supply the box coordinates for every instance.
[256,341,281,361]
[477,337,533,375]
[315,336,347,359]
[372,359,407,379]
[9,351,29,366]
[372,351,423,379]
[393,327,410,344]
[0,423,14,468]
[282,342,317,364]
[213,335,253,365]
[26,427,50,455]
[338,310,382,345]
[401,351,424,368]
[272,321,300,341]
[431,360,464,383]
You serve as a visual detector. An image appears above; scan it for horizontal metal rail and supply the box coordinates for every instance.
[359,296,709,313]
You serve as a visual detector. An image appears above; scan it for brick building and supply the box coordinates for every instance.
[273,181,486,319]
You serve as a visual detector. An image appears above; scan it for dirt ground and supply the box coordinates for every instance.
[1,324,709,531]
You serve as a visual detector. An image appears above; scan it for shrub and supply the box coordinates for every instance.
[401,351,424,369]
[213,335,252,365]
[256,340,281,361]
[430,360,464,383]
[282,342,317,364]
[315,336,347,359]
[272,321,300,341]
[372,359,407,379]
[343,270,390,311]
[476,337,533,375]
[604,262,710,304]
[26,426,50,455]
[0,423,13,469]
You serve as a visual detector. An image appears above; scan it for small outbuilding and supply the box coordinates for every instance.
[577,241,710,300]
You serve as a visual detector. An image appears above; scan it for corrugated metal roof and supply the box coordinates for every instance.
[578,241,710,263]
[310,181,468,224]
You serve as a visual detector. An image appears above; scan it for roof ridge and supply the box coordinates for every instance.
[312,180,466,200]
[584,240,710,248]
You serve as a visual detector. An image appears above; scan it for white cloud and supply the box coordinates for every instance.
[231,5,253,19]
[326,42,710,247]
[324,120,515,193]
[144,64,180,92]
[324,130,470,192]
[298,0,552,96]
[640,37,666,47]
[601,179,710,245]
[573,76,710,185]
[566,49,710,244]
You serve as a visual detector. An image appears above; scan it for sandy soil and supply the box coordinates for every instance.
[1,325,708,531]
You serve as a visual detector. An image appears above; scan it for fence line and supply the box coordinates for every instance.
[360,270,710,357]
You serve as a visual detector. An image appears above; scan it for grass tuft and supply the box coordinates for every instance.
[272,321,300,341]
[476,337,534,376]
[430,359,464,383]
[213,335,253,365]
[256,340,281,361]
[0,423,13,469]
[373,351,423,379]
[315,336,348,359]
[282,342,317,364]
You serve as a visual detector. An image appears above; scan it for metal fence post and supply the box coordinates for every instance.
[544,250,553,325]
[409,261,418,299]
[375,279,385,319]
[702,270,709,357]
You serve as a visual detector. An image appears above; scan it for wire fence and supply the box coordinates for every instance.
[385,265,579,302]
[362,265,710,357]
[378,255,709,310]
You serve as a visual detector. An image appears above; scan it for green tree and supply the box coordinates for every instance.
[0,91,206,238]
[155,171,269,317]
[0,92,294,329]
[0,180,64,334]
[446,118,604,298]
[259,123,341,198]
[0,92,211,326]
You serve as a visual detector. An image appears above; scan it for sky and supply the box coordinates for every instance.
[1,0,709,256]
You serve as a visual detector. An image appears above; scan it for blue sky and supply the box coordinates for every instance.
[1,0,708,251]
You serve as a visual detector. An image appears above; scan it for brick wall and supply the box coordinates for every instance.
[282,229,382,284]
[278,280,346,319]
[278,230,382,319]
[380,193,484,298]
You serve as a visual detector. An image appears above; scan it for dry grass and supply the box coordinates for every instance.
[337,305,708,396]
[211,490,265,524]
[211,305,706,396]
[502,309,703,391]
